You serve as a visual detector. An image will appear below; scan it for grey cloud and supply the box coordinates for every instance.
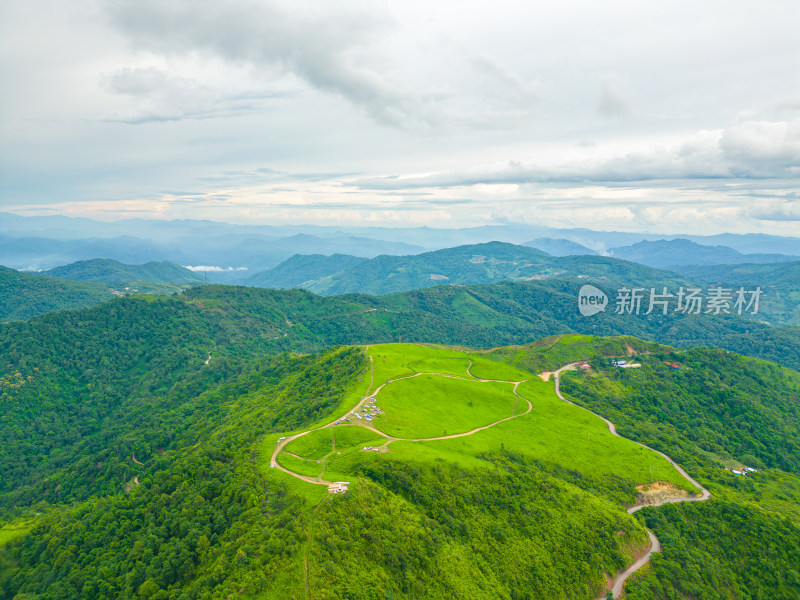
[196,167,359,185]
[258,197,476,210]
[106,0,436,127]
[749,199,800,222]
[463,56,548,121]
[597,75,632,119]
[720,119,800,177]
[750,210,800,222]
[353,118,800,190]
[102,65,287,123]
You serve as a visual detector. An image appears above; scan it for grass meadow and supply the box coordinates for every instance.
[284,427,334,460]
[266,340,697,504]
[374,375,517,439]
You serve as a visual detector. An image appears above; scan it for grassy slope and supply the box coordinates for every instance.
[277,342,697,502]
[375,378,693,495]
[284,428,334,461]
[374,376,518,438]
[274,342,704,598]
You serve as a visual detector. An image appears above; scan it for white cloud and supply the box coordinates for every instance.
[720,119,800,177]
[184,265,248,272]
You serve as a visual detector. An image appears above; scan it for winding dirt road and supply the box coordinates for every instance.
[270,358,529,483]
[553,363,710,598]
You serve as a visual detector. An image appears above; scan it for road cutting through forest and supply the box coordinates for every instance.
[553,363,711,599]
[274,353,710,599]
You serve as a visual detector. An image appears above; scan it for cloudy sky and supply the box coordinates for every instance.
[1,0,799,234]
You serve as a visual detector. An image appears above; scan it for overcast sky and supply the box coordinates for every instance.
[1,0,799,234]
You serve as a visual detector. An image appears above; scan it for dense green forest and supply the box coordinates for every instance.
[0,347,368,599]
[0,295,373,510]
[561,349,800,474]
[4,264,799,369]
[0,337,666,600]
[560,350,800,598]
[306,453,648,599]
[676,261,800,326]
[0,266,113,322]
[179,283,800,371]
[244,254,366,289]
[42,259,204,287]
[300,241,695,296]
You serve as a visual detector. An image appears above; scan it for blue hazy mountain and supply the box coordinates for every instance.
[611,239,799,268]
[522,238,598,256]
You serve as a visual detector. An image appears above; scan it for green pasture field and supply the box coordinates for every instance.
[328,439,388,469]
[483,334,668,375]
[268,341,696,506]
[277,452,324,479]
[333,425,386,449]
[368,343,476,387]
[283,428,334,460]
[385,378,696,496]
[465,354,532,381]
[374,375,518,439]
[406,356,473,378]
[258,434,329,504]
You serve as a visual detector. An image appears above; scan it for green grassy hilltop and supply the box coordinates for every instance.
[259,342,702,599]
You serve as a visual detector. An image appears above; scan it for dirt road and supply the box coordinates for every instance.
[553,363,710,598]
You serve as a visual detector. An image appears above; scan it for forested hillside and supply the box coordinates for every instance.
[299,241,695,296]
[0,347,369,599]
[560,348,800,598]
[609,238,798,268]
[4,279,799,370]
[675,261,800,325]
[42,258,204,286]
[0,266,113,322]
[244,254,366,289]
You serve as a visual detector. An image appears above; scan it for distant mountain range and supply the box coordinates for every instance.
[1,260,202,321]
[610,239,800,268]
[246,242,694,297]
[0,226,425,274]
[5,239,799,326]
[674,261,800,325]
[522,238,597,256]
[4,213,800,272]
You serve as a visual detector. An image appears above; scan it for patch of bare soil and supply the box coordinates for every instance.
[635,480,690,506]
